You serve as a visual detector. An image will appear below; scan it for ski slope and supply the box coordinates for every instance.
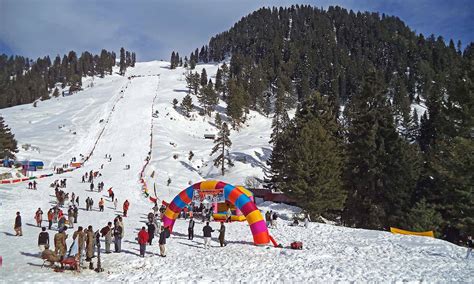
[0,61,472,282]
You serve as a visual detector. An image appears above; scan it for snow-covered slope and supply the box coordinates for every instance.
[0,61,472,282]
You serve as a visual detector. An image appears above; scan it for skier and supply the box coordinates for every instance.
[99,198,105,212]
[100,222,113,253]
[38,227,50,252]
[218,222,226,247]
[47,209,54,230]
[158,226,167,257]
[138,227,149,257]
[147,222,156,245]
[188,217,195,240]
[14,212,22,236]
[35,208,43,227]
[123,200,130,217]
[202,222,214,249]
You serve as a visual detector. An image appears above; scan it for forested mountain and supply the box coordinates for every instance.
[176,5,473,237]
[0,48,136,109]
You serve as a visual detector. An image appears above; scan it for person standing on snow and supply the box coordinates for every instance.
[35,208,43,227]
[467,236,473,259]
[123,200,130,217]
[38,227,50,252]
[90,182,94,191]
[14,212,22,236]
[147,222,156,245]
[100,222,113,253]
[113,220,123,253]
[188,217,195,240]
[85,225,95,262]
[218,222,226,247]
[304,212,311,228]
[47,209,54,230]
[158,226,167,257]
[99,198,105,212]
[265,211,271,228]
[272,211,278,228]
[54,228,67,257]
[202,222,214,249]
[114,198,118,210]
[138,227,149,257]
[73,226,85,259]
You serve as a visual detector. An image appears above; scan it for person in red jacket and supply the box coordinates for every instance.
[123,200,130,217]
[137,226,149,257]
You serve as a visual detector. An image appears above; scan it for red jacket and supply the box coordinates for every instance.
[123,201,129,211]
[138,230,149,245]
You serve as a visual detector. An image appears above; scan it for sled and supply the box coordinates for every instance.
[390,227,434,238]
[290,241,303,250]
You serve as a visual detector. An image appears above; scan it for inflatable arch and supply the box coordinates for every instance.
[162,180,270,245]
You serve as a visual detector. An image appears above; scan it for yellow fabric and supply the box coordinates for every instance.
[390,227,434,237]
[213,214,246,222]
[200,180,219,190]
[164,209,179,220]
[245,209,263,225]
[236,186,253,197]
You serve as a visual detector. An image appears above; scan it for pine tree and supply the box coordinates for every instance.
[180,94,193,117]
[200,68,208,86]
[197,81,218,116]
[343,70,421,229]
[0,116,18,159]
[215,68,223,93]
[214,113,222,129]
[210,122,233,175]
[170,51,176,69]
[226,79,247,128]
[119,47,126,76]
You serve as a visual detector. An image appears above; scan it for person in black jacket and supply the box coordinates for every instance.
[202,222,214,249]
[188,217,195,240]
[158,227,167,257]
[14,212,22,236]
[38,227,49,252]
[467,235,473,259]
[147,222,156,245]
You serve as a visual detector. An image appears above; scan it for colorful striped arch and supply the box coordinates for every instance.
[162,180,270,245]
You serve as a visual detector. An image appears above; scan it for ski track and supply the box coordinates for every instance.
[0,61,473,282]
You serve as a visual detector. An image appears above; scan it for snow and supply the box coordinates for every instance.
[0,61,473,282]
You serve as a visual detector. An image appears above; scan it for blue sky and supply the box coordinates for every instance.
[1,0,473,61]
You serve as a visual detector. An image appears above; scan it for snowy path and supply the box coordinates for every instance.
[0,61,472,282]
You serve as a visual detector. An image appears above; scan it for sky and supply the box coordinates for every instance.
[0,0,473,61]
